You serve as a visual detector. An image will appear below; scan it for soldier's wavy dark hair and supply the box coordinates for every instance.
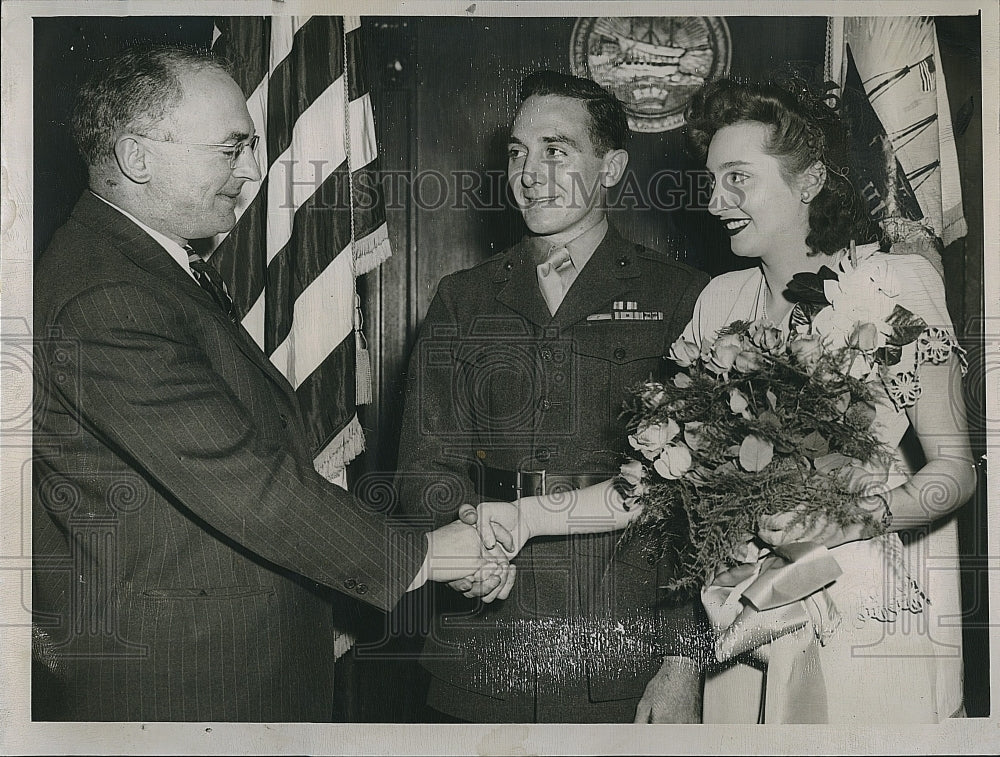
[685,75,881,256]
[519,70,630,155]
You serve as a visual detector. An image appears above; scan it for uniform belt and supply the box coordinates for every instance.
[478,466,608,501]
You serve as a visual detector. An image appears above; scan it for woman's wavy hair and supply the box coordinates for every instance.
[685,74,881,256]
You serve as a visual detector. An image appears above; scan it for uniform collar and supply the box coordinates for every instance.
[530,216,609,272]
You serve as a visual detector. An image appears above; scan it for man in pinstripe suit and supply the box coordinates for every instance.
[32,44,510,722]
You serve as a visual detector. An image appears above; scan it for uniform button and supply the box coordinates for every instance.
[279,413,289,428]
[617,257,629,267]
[356,583,368,595]
[344,578,357,589]
[553,371,565,384]
[536,448,550,462]
[541,348,553,361]
[540,398,552,411]
[614,347,627,360]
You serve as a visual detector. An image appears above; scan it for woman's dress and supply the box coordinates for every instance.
[679,246,965,724]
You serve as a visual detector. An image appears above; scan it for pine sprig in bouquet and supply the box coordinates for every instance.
[617,319,894,599]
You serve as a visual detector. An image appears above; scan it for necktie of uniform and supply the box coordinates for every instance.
[185,246,239,323]
[536,246,574,315]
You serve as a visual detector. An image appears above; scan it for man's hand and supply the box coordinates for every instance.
[410,519,515,602]
[457,500,532,557]
[633,656,702,723]
[443,501,527,602]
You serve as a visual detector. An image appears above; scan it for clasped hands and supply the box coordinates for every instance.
[420,500,527,602]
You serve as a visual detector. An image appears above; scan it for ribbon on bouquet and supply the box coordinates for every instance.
[702,541,843,659]
[740,541,843,611]
[701,542,844,723]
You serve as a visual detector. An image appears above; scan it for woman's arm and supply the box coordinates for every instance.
[461,480,637,558]
[759,356,976,547]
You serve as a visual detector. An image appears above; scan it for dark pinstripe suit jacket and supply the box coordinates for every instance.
[32,192,424,721]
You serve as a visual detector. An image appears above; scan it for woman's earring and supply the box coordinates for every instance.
[800,191,811,203]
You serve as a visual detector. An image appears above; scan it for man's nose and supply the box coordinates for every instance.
[234,146,262,182]
[519,152,550,188]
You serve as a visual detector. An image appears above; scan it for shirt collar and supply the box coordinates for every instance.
[91,192,196,279]
[530,215,609,270]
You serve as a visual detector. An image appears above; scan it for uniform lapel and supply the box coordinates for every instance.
[493,239,554,328]
[552,226,642,328]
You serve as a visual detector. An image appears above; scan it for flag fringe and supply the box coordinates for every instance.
[314,414,367,482]
[353,224,392,277]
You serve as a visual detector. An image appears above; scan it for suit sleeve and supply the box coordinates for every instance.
[44,282,426,612]
[395,276,479,529]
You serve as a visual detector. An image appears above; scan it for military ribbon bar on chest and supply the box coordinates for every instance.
[586,300,664,322]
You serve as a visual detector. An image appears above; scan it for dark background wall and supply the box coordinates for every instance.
[33,13,987,721]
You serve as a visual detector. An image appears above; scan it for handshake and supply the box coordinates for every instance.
[409,500,533,602]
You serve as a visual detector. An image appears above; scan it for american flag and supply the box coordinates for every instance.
[209,16,389,482]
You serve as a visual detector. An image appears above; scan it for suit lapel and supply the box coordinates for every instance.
[74,194,298,402]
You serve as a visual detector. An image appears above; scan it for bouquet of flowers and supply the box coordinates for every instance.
[617,248,936,599]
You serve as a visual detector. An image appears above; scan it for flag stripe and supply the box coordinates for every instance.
[210,15,389,476]
[265,161,353,352]
[213,180,269,329]
[268,246,355,388]
[265,89,379,267]
[265,82,349,263]
[216,17,270,96]
[296,334,356,452]
[345,22,366,102]
[265,17,344,167]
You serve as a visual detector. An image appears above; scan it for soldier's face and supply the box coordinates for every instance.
[507,95,614,242]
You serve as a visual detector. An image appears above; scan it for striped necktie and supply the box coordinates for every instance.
[185,246,239,323]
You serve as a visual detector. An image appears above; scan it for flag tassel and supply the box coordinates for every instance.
[354,294,373,406]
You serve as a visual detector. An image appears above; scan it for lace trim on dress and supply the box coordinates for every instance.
[882,326,967,410]
[853,534,929,627]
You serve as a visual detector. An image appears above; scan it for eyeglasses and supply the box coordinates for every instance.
[135,134,260,169]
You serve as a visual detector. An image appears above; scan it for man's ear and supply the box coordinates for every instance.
[114,135,153,184]
[799,160,827,201]
[600,148,629,188]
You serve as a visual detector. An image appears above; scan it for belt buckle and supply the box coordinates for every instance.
[517,468,546,497]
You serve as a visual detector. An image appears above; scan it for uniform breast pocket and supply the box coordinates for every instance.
[570,323,668,446]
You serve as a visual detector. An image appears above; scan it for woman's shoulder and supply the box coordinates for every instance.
[698,266,762,300]
[852,245,953,331]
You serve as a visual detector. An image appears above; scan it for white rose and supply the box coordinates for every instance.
[653,444,693,479]
[628,419,680,460]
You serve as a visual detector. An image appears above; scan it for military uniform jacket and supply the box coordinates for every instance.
[396,226,710,720]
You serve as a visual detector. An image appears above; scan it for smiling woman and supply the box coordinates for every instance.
[676,76,975,724]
